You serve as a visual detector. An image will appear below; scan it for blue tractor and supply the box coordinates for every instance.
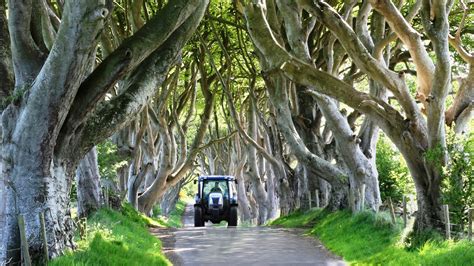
[194,176,238,227]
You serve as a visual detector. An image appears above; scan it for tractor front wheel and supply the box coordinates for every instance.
[194,206,204,227]
[228,206,238,227]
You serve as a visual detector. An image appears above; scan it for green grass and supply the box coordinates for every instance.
[154,199,187,228]
[50,204,171,266]
[271,209,474,265]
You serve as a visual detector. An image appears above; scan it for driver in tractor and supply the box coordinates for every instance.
[210,181,222,193]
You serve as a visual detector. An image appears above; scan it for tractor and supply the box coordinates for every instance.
[194,175,238,227]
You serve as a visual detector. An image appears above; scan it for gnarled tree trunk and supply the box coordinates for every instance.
[76,147,101,218]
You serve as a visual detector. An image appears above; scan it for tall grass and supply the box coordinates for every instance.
[50,204,171,266]
[271,209,474,265]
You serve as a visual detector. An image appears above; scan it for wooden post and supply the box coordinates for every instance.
[402,196,408,228]
[105,187,109,208]
[39,212,49,262]
[468,208,473,241]
[443,204,451,239]
[315,189,320,208]
[18,215,32,266]
[349,188,355,213]
[388,198,396,225]
[308,191,312,209]
[360,184,366,210]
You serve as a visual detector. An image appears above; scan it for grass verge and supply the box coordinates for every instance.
[271,209,474,265]
[50,204,171,266]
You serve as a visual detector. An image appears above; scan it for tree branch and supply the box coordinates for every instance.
[167,83,214,185]
[245,1,404,130]
[421,0,451,154]
[0,0,13,106]
[369,0,435,105]
[299,0,424,124]
[71,0,209,161]
[62,0,201,140]
[16,0,109,160]
[8,0,45,86]
[197,131,237,152]
[447,0,474,64]
[201,21,286,174]
[373,0,422,58]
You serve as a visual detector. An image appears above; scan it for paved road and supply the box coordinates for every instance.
[155,204,346,266]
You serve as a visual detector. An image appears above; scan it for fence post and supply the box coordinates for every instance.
[104,187,109,208]
[18,215,32,266]
[388,198,396,225]
[360,184,366,210]
[39,212,49,263]
[402,196,407,228]
[468,208,473,241]
[443,204,451,240]
[349,188,355,213]
[308,191,312,209]
[315,189,320,208]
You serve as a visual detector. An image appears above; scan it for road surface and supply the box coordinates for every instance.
[153,204,346,266]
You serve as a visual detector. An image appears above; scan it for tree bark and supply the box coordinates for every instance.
[76,147,101,218]
[445,65,473,134]
[0,0,13,105]
[159,181,182,216]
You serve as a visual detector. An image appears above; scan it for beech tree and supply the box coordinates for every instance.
[243,0,472,233]
[242,0,384,214]
[0,0,208,263]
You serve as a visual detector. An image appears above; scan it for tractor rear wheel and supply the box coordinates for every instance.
[228,206,238,227]
[194,206,204,227]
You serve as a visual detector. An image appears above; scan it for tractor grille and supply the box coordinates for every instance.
[212,197,219,205]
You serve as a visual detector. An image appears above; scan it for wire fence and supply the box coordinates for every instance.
[0,212,51,266]
[382,199,473,241]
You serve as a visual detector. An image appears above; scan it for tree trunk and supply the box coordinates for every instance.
[1,145,76,263]
[76,147,101,218]
[264,154,279,220]
[236,174,252,222]
[230,139,252,222]
[127,162,153,210]
[326,184,349,211]
[246,99,269,224]
[401,148,444,233]
[159,181,182,216]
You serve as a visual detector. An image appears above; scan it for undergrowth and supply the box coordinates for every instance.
[271,209,474,265]
[50,204,171,266]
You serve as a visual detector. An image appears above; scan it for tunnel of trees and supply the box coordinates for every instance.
[0,0,472,263]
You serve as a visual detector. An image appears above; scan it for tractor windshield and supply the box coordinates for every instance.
[203,180,228,198]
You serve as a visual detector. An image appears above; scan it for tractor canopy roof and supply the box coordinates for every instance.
[198,175,235,181]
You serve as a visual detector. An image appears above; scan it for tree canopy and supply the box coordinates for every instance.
[0,0,472,263]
